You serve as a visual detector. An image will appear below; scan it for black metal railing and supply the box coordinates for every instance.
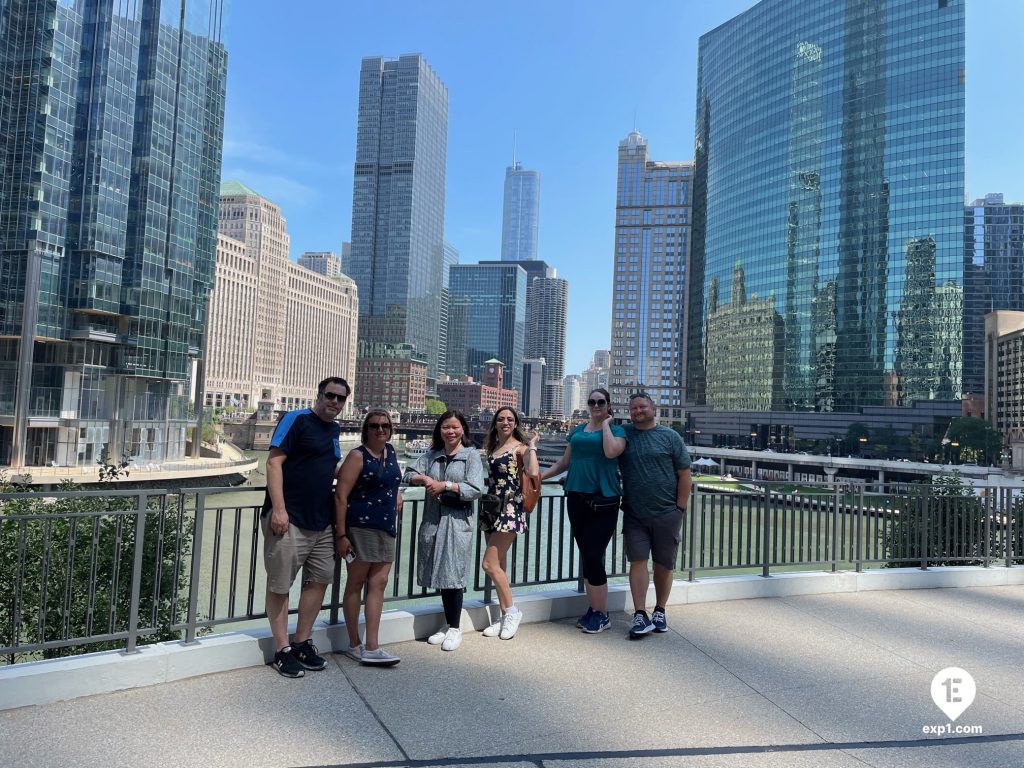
[3,479,1023,663]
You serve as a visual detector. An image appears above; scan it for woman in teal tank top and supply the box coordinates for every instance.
[541,388,626,633]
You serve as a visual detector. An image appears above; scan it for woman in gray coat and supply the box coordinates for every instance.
[404,410,485,651]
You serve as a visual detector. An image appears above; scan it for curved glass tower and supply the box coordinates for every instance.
[688,0,965,413]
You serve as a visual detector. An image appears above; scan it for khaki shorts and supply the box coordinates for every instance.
[261,516,335,594]
[347,525,396,563]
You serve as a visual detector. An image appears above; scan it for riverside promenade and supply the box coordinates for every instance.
[2,581,1024,768]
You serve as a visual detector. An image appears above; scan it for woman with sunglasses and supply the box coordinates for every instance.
[479,407,540,640]
[334,409,403,666]
[540,388,626,633]
[403,410,485,651]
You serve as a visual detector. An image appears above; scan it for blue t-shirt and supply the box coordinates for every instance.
[564,422,627,497]
[262,409,341,531]
[346,444,401,536]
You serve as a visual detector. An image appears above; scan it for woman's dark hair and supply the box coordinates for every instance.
[484,406,528,454]
[360,409,393,443]
[431,410,473,450]
[588,387,614,416]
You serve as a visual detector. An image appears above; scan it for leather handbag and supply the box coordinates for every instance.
[518,449,541,514]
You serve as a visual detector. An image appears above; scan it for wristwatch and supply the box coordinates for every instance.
[444,480,453,492]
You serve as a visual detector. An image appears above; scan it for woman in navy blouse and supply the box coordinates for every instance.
[334,409,403,666]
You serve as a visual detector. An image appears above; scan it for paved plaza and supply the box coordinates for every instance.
[2,585,1023,768]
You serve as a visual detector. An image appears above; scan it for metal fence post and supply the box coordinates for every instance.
[183,492,206,644]
[686,490,697,582]
[854,484,864,573]
[329,556,342,625]
[919,487,929,571]
[124,493,148,655]
[761,484,771,578]
[983,483,993,568]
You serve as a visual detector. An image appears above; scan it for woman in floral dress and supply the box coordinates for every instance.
[479,407,539,640]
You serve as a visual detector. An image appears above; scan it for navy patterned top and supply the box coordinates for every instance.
[346,444,401,536]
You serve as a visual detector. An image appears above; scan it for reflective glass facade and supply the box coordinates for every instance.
[348,54,448,379]
[0,0,227,467]
[688,0,965,414]
[501,162,540,262]
[964,195,1024,397]
[447,263,526,390]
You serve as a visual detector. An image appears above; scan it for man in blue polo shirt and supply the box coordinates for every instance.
[619,392,692,639]
[263,377,348,677]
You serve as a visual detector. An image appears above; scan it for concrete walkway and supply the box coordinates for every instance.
[3,585,1024,768]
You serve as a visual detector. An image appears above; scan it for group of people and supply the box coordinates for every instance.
[260,377,691,678]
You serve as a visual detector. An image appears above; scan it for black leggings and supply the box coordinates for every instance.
[566,492,620,587]
[440,588,463,627]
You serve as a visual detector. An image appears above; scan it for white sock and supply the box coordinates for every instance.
[506,605,519,615]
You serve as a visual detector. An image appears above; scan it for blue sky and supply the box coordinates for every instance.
[222,0,1023,376]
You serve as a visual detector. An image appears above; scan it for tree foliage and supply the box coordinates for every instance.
[945,416,1002,465]
[0,455,193,664]
[424,398,447,415]
[885,472,996,568]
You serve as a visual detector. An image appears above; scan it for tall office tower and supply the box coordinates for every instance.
[438,240,460,378]
[298,251,343,278]
[447,263,527,389]
[521,358,546,417]
[964,195,1024,397]
[207,183,358,413]
[581,351,610,397]
[687,0,964,426]
[348,54,448,379]
[481,259,566,418]
[562,374,581,418]
[609,131,692,424]
[0,1,227,469]
[501,162,540,261]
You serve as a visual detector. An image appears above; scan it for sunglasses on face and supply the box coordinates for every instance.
[368,422,391,431]
[321,391,347,402]
[587,398,607,407]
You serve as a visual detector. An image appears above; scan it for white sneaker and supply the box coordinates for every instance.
[343,643,363,661]
[500,609,522,640]
[427,627,447,645]
[360,647,401,667]
[482,619,502,637]
[441,627,462,651]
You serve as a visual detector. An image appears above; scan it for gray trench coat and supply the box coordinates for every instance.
[403,445,485,590]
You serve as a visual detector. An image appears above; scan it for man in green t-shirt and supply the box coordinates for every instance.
[619,392,692,638]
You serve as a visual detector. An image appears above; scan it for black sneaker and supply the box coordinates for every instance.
[272,647,305,678]
[629,610,655,638]
[291,639,327,670]
[651,607,669,633]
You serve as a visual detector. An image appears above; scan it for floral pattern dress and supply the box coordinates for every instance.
[481,449,527,534]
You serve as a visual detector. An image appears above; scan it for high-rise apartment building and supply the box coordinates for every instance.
[562,374,582,418]
[964,195,1024,397]
[348,54,448,379]
[687,0,965,438]
[581,351,610,397]
[298,251,343,278]
[501,162,540,262]
[609,130,692,424]
[0,1,227,468]
[447,263,527,389]
[521,358,546,418]
[205,183,358,413]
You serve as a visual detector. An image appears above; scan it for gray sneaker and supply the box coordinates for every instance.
[360,647,401,667]
[342,643,363,661]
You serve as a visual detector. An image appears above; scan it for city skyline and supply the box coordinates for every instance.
[222,1,1022,376]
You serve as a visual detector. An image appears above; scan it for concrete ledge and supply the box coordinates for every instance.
[2,565,1020,710]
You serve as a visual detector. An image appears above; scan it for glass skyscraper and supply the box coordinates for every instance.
[501,162,540,262]
[447,263,527,390]
[0,0,227,468]
[688,0,965,416]
[347,54,448,379]
[609,130,692,424]
[964,194,1024,398]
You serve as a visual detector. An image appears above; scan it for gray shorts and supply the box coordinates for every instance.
[622,508,683,569]
[347,525,396,563]
[261,516,335,593]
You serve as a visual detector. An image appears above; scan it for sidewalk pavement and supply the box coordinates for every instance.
[2,585,1023,768]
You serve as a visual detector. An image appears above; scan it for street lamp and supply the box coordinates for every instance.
[950,440,960,465]
[750,430,758,450]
